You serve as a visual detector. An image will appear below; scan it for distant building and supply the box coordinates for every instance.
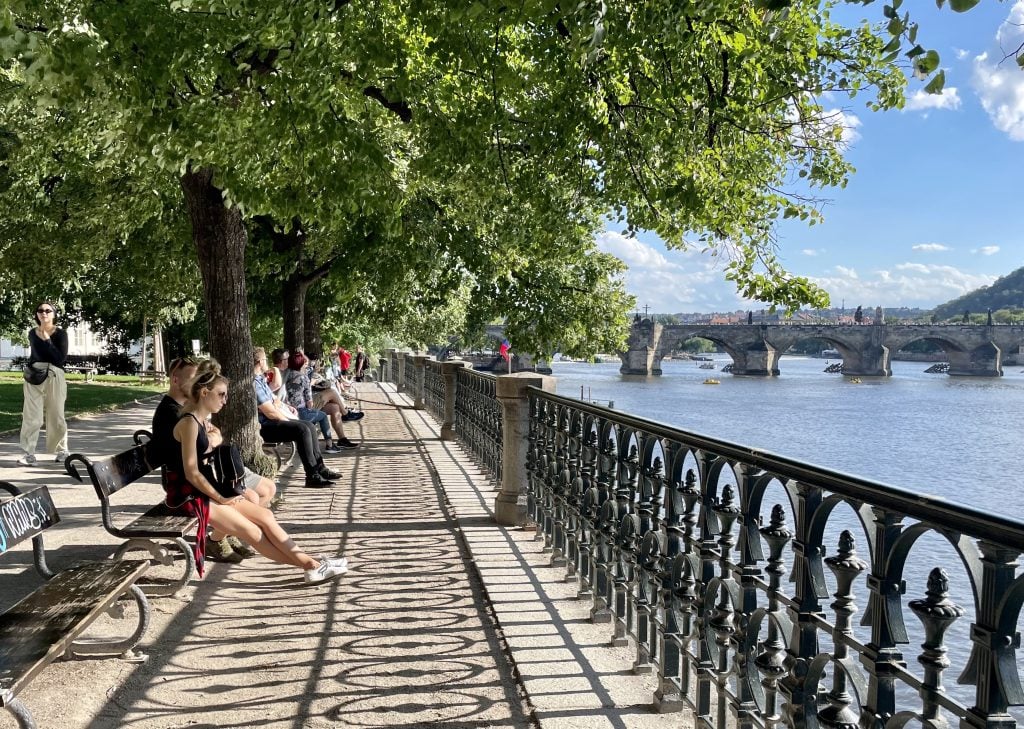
[1,322,122,362]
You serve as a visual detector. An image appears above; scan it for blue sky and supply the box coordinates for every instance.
[597,1,1024,314]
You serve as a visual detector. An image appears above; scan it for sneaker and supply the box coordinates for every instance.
[226,536,257,558]
[54,450,68,463]
[304,559,348,584]
[305,473,334,488]
[319,467,342,480]
[317,554,349,571]
[336,438,359,449]
[341,411,365,422]
[206,537,244,564]
[16,454,37,466]
[323,442,342,454]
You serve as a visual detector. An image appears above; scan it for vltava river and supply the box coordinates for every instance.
[549,356,1024,518]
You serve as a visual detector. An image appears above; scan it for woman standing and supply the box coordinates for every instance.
[18,301,69,465]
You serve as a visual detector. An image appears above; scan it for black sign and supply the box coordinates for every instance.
[0,486,59,555]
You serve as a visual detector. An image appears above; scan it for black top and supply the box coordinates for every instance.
[164,412,210,484]
[151,395,182,468]
[28,328,68,367]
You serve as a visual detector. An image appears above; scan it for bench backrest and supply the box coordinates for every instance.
[65,445,158,503]
[0,483,59,557]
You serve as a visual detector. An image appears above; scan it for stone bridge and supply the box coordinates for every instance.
[620,319,1024,376]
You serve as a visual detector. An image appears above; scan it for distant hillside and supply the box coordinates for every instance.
[932,266,1024,320]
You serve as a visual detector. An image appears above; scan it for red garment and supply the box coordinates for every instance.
[163,470,211,577]
[338,348,351,372]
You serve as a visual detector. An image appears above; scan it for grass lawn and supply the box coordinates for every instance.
[0,371,163,433]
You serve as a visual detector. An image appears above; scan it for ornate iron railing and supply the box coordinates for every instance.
[402,353,417,394]
[389,351,400,385]
[424,359,445,422]
[524,388,1024,729]
[454,367,502,484]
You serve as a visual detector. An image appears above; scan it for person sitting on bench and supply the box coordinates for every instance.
[153,356,277,563]
[167,359,348,583]
[253,347,341,488]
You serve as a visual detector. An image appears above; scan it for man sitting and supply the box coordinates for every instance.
[152,356,277,563]
[253,347,341,488]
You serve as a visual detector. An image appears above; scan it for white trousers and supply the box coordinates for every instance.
[20,364,68,455]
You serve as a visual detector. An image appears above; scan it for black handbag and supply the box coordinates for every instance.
[22,363,49,386]
[202,444,247,498]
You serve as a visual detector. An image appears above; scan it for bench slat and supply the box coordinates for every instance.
[0,559,149,704]
[118,503,197,539]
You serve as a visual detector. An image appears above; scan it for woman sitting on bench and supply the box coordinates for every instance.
[167,359,348,584]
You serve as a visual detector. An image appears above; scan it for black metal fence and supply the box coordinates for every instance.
[378,352,1023,727]
[524,389,1024,729]
[454,366,502,484]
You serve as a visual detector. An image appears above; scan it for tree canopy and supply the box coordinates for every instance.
[0,0,998,438]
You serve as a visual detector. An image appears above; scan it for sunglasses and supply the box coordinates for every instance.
[36,308,54,314]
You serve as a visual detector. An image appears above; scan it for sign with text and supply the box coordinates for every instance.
[0,486,59,556]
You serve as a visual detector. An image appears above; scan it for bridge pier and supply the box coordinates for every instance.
[730,340,780,376]
[839,344,891,377]
[619,320,663,375]
[948,342,1002,377]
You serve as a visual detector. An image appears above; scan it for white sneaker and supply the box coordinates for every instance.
[304,560,347,584]
[54,450,68,463]
[16,454,37,466]
[317,554,349,571]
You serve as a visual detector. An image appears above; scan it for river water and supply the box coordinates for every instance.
[545,357,1024,718]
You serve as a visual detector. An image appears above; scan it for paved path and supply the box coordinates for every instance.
[0,384,686,729]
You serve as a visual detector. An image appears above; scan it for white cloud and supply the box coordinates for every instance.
[810,263,996,308]
[912,243,951,252]
[596,231,749,312]
[973,245,1001,255]
[972,2,1024,141]
[955,48,970,60]
[824,108,862,144]
[801,248,822,256]
[903,87,962,113]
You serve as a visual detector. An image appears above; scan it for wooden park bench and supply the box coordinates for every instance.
[65,362,99,382]
[64,439,197,597]
[137,371,167,386]
[0,482,151,729]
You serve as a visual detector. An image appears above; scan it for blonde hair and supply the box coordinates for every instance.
[188,359,229,402]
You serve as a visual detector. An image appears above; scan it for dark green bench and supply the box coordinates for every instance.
[0,482,151,729]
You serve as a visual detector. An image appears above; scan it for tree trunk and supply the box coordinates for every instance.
[180,167,262,459]
[282,272,310,353]
[304,304,323,358]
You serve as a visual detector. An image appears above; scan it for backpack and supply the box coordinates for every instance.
[203,444,247,498]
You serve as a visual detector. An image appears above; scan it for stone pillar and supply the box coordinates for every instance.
[842,344,891,377]
[381,349,396,383]
[411,355,428,409]
[495,372,556,526]
[440,361,467,441]
[731,339,779,376]
[948,342,1002,377]
[619,320,664,375]
[396,353,407,392]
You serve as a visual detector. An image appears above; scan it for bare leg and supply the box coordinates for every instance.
[208,502,319,570]
[252,477,276,507]
[323,402,345,440]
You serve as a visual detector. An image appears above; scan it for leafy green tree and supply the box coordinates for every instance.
[3,0,976,443]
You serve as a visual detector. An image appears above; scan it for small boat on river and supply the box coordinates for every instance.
[703,378,720,385]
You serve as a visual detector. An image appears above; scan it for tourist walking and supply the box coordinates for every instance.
[353,345,370,382]
[17,300,69,465]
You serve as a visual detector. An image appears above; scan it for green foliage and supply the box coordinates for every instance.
[2,0,990,360]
